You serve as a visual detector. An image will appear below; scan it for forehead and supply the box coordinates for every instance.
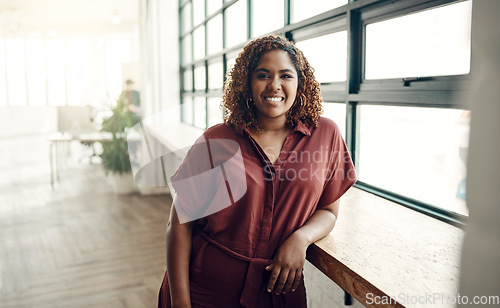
[255,49,296,71]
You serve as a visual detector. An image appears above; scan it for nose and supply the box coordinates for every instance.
[267,77,281,91]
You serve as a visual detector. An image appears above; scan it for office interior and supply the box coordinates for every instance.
[0,0,499,307]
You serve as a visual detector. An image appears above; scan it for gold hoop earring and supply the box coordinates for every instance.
[246,98,252,109]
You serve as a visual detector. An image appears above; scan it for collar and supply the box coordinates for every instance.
[236,120,312,137]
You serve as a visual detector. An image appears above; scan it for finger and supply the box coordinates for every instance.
[267,267,281,293]
[281,270,296,295]
[273,269,290,295]
[291,268,302,292]
[265,262,274,272]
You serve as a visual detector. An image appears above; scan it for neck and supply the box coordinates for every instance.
[256,116,289,133]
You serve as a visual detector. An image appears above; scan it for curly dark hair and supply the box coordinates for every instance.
[222,35,323,132]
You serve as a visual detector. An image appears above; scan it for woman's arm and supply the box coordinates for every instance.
[166,194,194,308]
[266,199,340,295]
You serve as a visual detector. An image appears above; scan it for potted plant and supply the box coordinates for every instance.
[100,98,140,194]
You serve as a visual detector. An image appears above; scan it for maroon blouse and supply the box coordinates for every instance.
[159,117,356,308]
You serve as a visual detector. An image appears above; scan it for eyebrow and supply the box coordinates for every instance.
[255,68,295,74]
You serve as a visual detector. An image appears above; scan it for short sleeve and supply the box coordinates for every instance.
[169,128,246,223]
[316,122,357,209]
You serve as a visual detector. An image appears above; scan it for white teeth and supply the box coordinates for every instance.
[265,97,283,102]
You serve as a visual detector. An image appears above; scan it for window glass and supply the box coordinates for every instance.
[183,69,193,92]
[192,0,205,27]
[292,0,347,23]
[225,0,247,48]
[105,39,131,99]
[207,0,222,17]
[226,56,236,76]
[295,32,347,83]
[182,96,194,125]
[67,40,91,106]
[207,14,223,55]
[182,35,192,65]
[322,102,346,139]
[251,0,284,37]
[181,2,192,34]
[207,97,224,127]
[194,65,206,91]
[193,26,206,60]
[0,39,7,106]
[46,40,66,106]
[26,39,47,106]
[358,105,469,216]
[6,38,27,106]
[208,62,223,90]
[365,0,472,79]
[194,97,207,129]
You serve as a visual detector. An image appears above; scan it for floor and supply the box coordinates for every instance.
[0,135,171,308]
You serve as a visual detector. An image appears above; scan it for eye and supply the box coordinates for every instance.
[256,73,269,79]
[282,74,293,79]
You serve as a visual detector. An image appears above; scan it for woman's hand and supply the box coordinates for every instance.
[265,232,309,295]
[265,201,340,296]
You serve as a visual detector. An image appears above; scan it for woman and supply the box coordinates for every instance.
[159,35,356,308]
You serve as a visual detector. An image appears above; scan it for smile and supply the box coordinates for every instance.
[264,96,284,102]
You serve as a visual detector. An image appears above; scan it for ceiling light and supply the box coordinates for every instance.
[111,12,121,25]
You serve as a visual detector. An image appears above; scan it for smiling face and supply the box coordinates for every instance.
[250,49,299,126]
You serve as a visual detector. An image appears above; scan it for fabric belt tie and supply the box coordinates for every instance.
[196,229,270,308]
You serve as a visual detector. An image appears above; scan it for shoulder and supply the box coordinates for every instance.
[203,123,238,139]
[312,117,342,137]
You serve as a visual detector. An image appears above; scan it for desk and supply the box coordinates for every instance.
[48,132,112,186]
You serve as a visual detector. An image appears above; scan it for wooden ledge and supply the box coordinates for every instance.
[144,122,203,157]
[307,188,464,308]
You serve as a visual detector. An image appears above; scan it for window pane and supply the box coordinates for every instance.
[295,32,347,83]
[192,0,205,26]
[292,0,347,23]
[67,40,90,106]
[194,97,207,129]
[105,39,131,99]
[46,40,66,106]
[183,69,193,92]
[7,81,27,107]
[6,38,25,79]
[6,38,27,106]
[358,105,469,216]
[194,66,206,91]
[208,62,223,90]
[226,0,247,48]
[322,102,346,139]
[207,97,223,127]
[207,0,222,17]
[251,0,284,37]
[226,55,236,75]
[26,39,47,106]
[182,35,192,65]
[182,96,194,125]
[365,1,472,80]
[0,39,7,106]
[26,39,46,79]
[207,14,223,55]
[181,3,192,34]
[193,26,206,60]
[27,82,47,106]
